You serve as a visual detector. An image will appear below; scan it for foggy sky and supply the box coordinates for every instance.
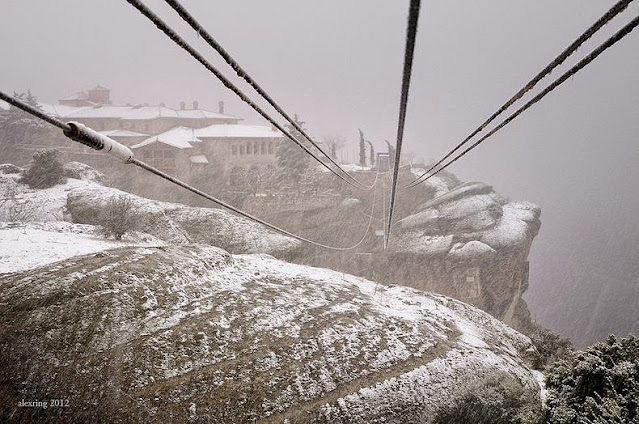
[1,0,638,347]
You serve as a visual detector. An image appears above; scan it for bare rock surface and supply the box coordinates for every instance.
[0,244,541,423]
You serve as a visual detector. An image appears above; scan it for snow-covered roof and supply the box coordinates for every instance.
[189,155,209,164]
[60,91,88,101]
[0,100,9,110]
[195,124,282,138]
[131,126,201,149]
[39,103,240,121]
[40,104,128,118]
[132,124,282,150]
[176,109,240,120]
[121,106,180,120]
[99,129,149,137]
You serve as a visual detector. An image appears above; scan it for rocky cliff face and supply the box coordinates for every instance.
[0,244,542,423]
[252,169,542,335]
[1,161,542,335]
[386,179,541,332]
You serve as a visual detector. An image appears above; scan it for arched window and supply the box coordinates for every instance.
[254,143,259,155]
[261,141,266,155]
[246,142,252,155]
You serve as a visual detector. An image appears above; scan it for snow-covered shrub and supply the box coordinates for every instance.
[97,195,139,240]
[432,370,543,424]
[529,325,572,369]
[21,150,65,189]
[543,334,639,424]
[0,184,37,223]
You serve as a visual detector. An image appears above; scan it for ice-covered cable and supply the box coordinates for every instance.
[0,90,381,250]
[124,0,366,190]
[406,0,634,188]
[417,13,639,183]
[385,0,421,248]
[163,0,373,191]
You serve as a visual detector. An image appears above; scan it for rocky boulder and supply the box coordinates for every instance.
[0,244,542,423]
[65,184,301,257]
[384,180,541,333]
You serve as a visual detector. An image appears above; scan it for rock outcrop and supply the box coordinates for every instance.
[0,165,300,257]
[385,179,541,332]
[0,244,542,423]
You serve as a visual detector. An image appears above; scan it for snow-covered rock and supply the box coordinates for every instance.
[480,202,541,250]
[0,168,300,256]
[66,184,300,255]
[0,244,542,423]
[62,161,107,183]
[340,197,361,209]
[0,221,165,274]
[385,178,541,333]
[448,240,496,260]
[0,163,22,174]
[395,181,539,256]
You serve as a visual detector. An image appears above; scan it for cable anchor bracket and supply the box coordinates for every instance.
[63,121,135,163]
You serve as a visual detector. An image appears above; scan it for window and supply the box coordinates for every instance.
[240,145,245,155]
[247,143,252,155]
[254,143,259,155]
[268,142,274,154]
[261,142,266,155]
[232,145,237,155]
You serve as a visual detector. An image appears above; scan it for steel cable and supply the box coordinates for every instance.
[417,14,639,184]
[163,0,374,191]
[385,0,421,248]
[406,0,634,188]
[1,90,380,251]
[124,0,366,190]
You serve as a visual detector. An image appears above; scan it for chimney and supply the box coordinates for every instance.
[218,101,225,114]
[192,100,199,110]
[180,101,185,110]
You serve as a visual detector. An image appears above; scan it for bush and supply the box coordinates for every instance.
[529,325,573,369]
[98,195,139,240]
[21,150,65,189]
[432,370,543,424]
[544,334,639,423]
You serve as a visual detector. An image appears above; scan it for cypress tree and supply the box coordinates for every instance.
[358,128,366,167]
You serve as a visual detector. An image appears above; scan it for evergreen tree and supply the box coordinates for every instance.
[385,140,396,168]
[276,114,310,188]
[358,128,366,167]
[544,334,639,423]
[0,90,52,164]
[366,140,375,167]
[21,149,65,189]
[0,91,49,143]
